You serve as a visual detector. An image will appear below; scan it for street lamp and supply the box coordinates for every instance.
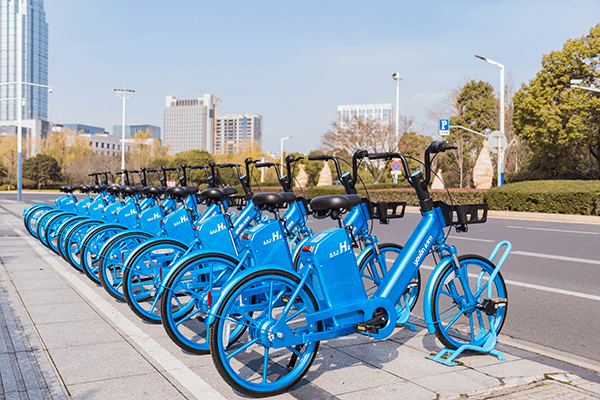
[280,136,292,172]
[392,72,402,140]
[475,55,505,186]
[114,88,135,183]
[570,79,600,93]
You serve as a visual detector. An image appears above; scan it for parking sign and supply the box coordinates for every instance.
[439,119,449,136]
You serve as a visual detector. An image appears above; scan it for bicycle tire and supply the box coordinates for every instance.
[123,239,189,323]
[160,252,241,354]
[80,224,127,284]
[44,212,77,254]
[430,254,508,350]
[98,231,154,301]
[209,269,321,397]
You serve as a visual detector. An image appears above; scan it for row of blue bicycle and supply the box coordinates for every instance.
[23,141,512,397]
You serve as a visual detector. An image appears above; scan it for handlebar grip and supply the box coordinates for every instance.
[255,162,273,168]
[188,165,205,170]
[116,171,124,175]
[285,154,302,163]
[162,167,178,171]
[368,152,390,160]
[218,163,239,168]
[308,155,330,161]
[428,141,455,154]
[146,168,158,173]
[129,170,140,174]
[354,149,368,159]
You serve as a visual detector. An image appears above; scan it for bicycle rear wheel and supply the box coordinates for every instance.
[430,255,508,350]
[209,269,320,397]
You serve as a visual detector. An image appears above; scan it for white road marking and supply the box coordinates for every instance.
[446,236,494,243]
[511,250,600,266]
[13,227,226,400]
[506,225,599,235]
[416,265,600,302]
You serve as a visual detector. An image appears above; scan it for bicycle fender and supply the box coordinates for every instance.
[290,235,313,263]
[354,244,376,267]
[125,236,190,267]
[158,248,239,291]
[423,257,453,334]
[204,264,299,328]
[24,203,52,218]
[97,229,153,254]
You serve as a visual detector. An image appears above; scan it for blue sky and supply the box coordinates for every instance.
[46,0,600,154]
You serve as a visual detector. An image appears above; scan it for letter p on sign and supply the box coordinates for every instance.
[439,119,449,136]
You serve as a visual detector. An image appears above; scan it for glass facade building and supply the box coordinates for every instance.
[0,0,49,121]
[113,124,161,141]
[62,124,106,135]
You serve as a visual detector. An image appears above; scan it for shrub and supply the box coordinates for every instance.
[484,180,600,215]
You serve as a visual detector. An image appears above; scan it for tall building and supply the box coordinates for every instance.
[163,94,215,155]
[113,124,161,141]
[215,113,262,154]
[336,103,393,125]
[0,0,50,154]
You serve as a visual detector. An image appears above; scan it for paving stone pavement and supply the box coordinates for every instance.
[2,201,600,400]
[0,259,69,400]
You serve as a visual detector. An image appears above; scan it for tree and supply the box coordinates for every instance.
[398,131,433,179]
[445,80,497,187]
[321,116,414,183]
[23,154,62,189]
[513,24,600,178]
[0,161,7,179]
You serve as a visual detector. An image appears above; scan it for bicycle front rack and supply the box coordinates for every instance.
[427,240,512,367]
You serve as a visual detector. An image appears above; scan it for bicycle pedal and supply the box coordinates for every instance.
[476,298,507,316]
[355,312,387,335]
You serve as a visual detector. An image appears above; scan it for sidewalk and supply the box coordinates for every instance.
[2,201,600,399]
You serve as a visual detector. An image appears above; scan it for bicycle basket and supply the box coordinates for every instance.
[363,199,407,224]
[433,201,488,227]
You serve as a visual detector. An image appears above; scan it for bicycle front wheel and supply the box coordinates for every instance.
[123,239,189,323]
[160,252,240,353]
[209,269,320,398]
[430,255,508,350]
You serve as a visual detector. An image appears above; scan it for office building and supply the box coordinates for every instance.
[77,132,154,157]
[113,124,161,141]
[336,103,393,125]
[60,124,105,135]
[215,113,262,154]
[163,94,215,155]
[0,0,50,155]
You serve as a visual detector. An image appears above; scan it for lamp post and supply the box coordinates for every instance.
[392,72,402,140]
[280,136,292,171]
[570,79,600,93]
[475,55,505,186]
[114,88,135,183]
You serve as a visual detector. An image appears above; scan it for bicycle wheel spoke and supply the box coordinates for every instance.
[225,337,260,361]
[262,348,269,384]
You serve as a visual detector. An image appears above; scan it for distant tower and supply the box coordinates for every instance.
[163,94,215,155]
[0,0,50,153]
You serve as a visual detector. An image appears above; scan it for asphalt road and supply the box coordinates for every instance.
[308,212,600,363]
[6,190,600,362]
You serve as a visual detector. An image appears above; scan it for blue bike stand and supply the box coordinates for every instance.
[428,241,511,366]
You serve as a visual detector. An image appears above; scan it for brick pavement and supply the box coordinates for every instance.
[2,200,600,400]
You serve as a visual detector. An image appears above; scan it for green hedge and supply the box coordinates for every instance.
[484,180,600,215]
[240,181,600,215]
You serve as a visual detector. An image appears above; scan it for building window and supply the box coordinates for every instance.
[95,142,98,147]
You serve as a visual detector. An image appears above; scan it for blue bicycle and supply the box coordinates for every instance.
[206,141,511,397]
